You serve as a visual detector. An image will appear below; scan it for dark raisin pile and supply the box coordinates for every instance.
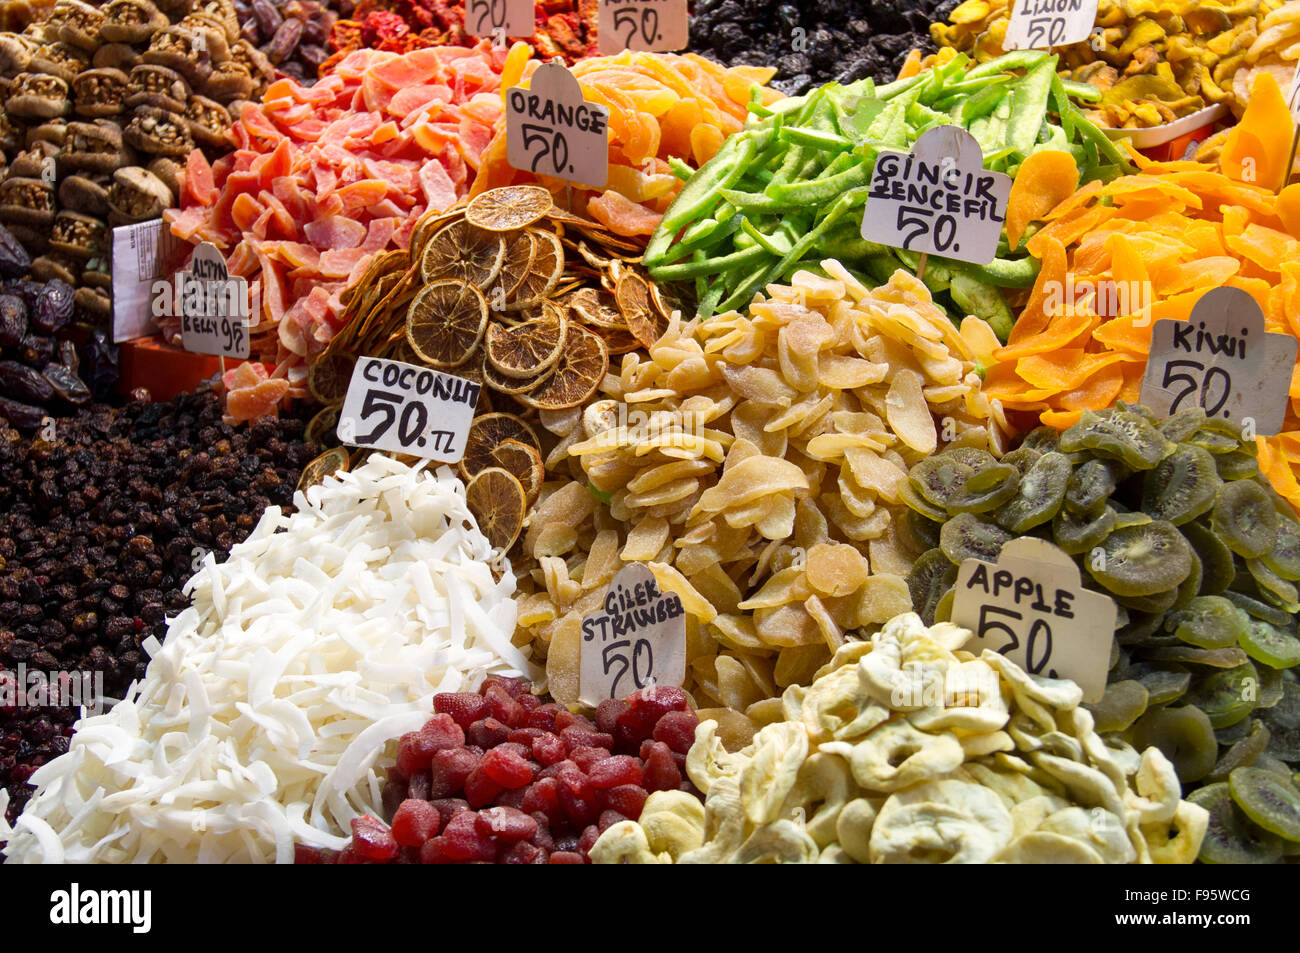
[0,389,318,825]
[689,0,961,95]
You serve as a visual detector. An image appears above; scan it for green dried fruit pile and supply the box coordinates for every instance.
[901,403,1300,862]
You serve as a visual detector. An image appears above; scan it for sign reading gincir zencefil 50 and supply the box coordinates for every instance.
[861,126,1012,265]
[505,62,610,189]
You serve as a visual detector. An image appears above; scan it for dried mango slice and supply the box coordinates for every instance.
[1005,150,1080,250]
[1221,71,1295,192]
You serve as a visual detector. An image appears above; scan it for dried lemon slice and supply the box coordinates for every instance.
[599,326,642,355]
[486,303,568,378]
[566,286,625,329]
[296,446,351,493]
[466,466,527,550]
[483,353,555,395]
[506,228,564,311]
[406,279,489,369]
[466,185,554,232]
[308,351,355,405]
[489,438,544,508]
[461,412,542,481]
[519,324,609,411]
[304,404,340,446]
[420,219,506,288]
[616,270,667,347]
[486,229,535,310]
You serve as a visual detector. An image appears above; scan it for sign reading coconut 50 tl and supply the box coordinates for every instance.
[1140,286,1298,437]
[580,563,686,706]
[506,62,610,189]
[337,356,480,464]
[164,242,250,359]
[597,0,689,53]
[1003,0,1099,50]
[861,126,1012,265]
[950,537,1116,703]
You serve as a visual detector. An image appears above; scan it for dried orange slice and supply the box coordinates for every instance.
[518,324,609,411]
[486,229,535,311]
[485,304,568,378]
[308,351,355,405]
[461,412,542,481]
[649,280,682,325]
[304,404,340,446]
[616,270,667,348]
[598,327,642,355]
[506,228,563,311]
[466,185,554,232]
[566,286,625,329]
[488,438,544,507]
[406,279,489,369]
[296,446,351,494]
[421,219,506,288]
[465,466,527,550]
[483,354,555,395]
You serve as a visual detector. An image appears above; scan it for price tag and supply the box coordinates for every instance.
[1139,287,1297,437]
[506,61,610,189]
[464,0,534,39]
[861,126,1012,265]
[337,355,480,462]
[951,537,1115,703]
[596,0,689,53]
[114,218,177,342]
[1003,0,1099,50]
[176,242,249,359]
[579,563,686,706]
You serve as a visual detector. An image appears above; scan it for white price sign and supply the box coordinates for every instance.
[337,356,480,463]
[175,242,249,359]
[952,537,1115,703]
[506,61,610,189]
[597,0,689,53]
[579,563,686,706]
[464,0,534,39]
[113,217,177,343]
[861,126,1012,265]
[1140,287,1297,437]
[1003,0,1099,50]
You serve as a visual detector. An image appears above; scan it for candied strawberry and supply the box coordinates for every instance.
[560,726,615,751]
[419,836,454,864]
[485,683,525,727]
[569,745,612,773]
[406,770,431,802]
[434,692,488,729]
[642,741,681,792]
[527,704,563,731]
[294,844,330,864]
[496,786,527,810]
[396,714,465,776]
[604,784,647,818]
[617,687,690,746]
[595,698,628,735]
[440,811,497,862]
[429,798,471,827]
[578,824,601,855]
[350,815,399,861]
[652,710,700,754]
[499,840,547,864]
[589,755,643,789]
[495,741,532,761]
[549,851,585,864]
[477,806,539,842]
[467,716,511,749]
[532,819,556,852]
[391,799,441,847]
[508,727,545,745]
[538,758,579,781]
[481,746,535,788]
[598,809,629,832]
[517,693,541,713]
[522,778,563,823]
[532,732,567,766]
[464,764,505,807]
[429,747,479,798]
[558,779,600,828]
[554,710,596,732]
[482,675,530,699]
[337,844,366,864]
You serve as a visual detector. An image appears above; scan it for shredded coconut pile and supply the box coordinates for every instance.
[3,454,534,864]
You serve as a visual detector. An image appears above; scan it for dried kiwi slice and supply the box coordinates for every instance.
[939,512,1011,565]
[1263,515,1300,582]
[1212,480,1280,559]
[1224,589,1295,628]
[1064,458,1122,518]
[1229,767,1300,842]
[1188,782,1285,863]
[999,445,1041,476]
[1165,596,1247,650]
[1085,520,1194,598]
[1141,444,1220,525]
[1117,611,1164,646]
[1170,545,1203,612]
[909,455,974,510]
[1114,588,1179,615]
[1158,406,1208,442]
[1180,519,1235,595]
[1247,558,1300,609]
[1239,617,1300,670]
[898,477,948,522]
[1208,720,1271,783]
[904,507,941,551]
[1184,661,1260,729]
[946,462,1020,514]
[1083,680,1149,733]
[1215,451,1261,481]
[1128,665,1192,706]
[1019,426,1060,453]
[1052,505,1116,555]
[994,450,1070,533]
[1059,407,1174,470]
[1260,681,1300,761]
[1128,705,1218,783]
[907,548,959,627]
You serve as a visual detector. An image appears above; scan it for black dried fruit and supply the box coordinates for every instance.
[0,293,26,346]
[30,278,74,335]
[0,359,55,404]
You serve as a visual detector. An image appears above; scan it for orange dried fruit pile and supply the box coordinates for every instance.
[472,47,783,237]
[984,71,1300,512]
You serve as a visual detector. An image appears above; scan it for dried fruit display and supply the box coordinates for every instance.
[688,0,956,96]
[2,453,530,862]
[325,0,598,72]
[899,403,1300,861]
[0,389,317,829]
[472,47,782,238]
[591,612,1208,863]
[1213,2,1300,118]
[232,0,351,85]
[982,73,1300,512]
[0,0,277,318]
[303,681,700,863]
[644,49,1129,323]
[932,0,1283,127]
[1190,766,1300,862]
[165,43,511,424]
[516,265,1009,723]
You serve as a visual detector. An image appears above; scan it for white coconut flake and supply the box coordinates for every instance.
[3,455,534,865]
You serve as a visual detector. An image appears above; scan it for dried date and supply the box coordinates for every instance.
[0,293,25,346]
[0,360,55,404]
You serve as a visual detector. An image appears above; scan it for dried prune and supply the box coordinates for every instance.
[0,293,26,346]
[41,363,90,405]
[0,223,31,279]
[0,359,54,404]
[30,279,73,334]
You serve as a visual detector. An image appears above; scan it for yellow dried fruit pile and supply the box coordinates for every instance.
[511,264,1010,720]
